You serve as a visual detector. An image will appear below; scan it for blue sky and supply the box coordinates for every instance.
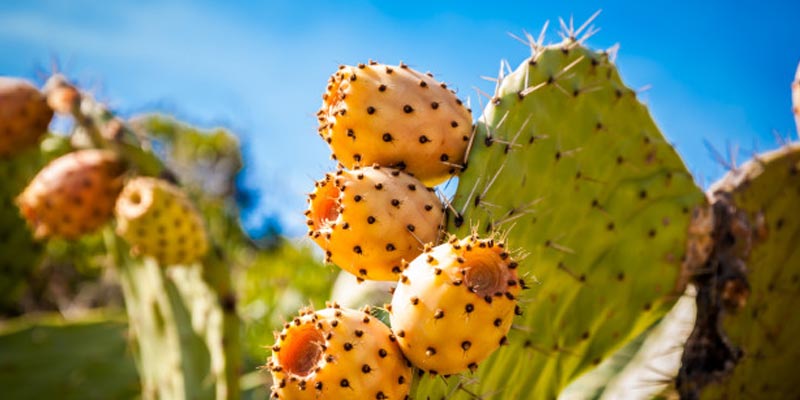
[1,0,798,236]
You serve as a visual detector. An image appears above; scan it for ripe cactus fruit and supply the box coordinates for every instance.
[115,177,208,266]
[17,149,124,239]
[415,36,706,399]
[683,143,800,399]
[317,62,472,186]
[389,235,521,375]
[0,77,53,158]
[267,304,412,399]
[306,166,444,281]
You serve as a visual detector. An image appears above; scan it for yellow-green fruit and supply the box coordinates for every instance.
[306,166,444,281]
[389,235,521,375]
[17,149,124,239]
[317,62,472,186]
[115,177,208,266]
[0,77,53,158]
[267,305,412,400]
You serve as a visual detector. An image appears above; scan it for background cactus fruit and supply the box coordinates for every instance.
[115,177,208,265]
[0,77,53,158]
[267,305,412,399]
[317,62,473,186]
[306,166,444,281]
[389,235,521,375]
[17,149,124,239]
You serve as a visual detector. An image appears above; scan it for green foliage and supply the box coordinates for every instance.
[237,240,335,369]
[418,39,705,398]
[698,144,800,399]
[0,313,139,400]
[0,135,71,314]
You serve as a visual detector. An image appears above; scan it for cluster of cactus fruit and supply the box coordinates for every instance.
[266,61,523,399]
[0,76,208,265]
[2,16,799,400]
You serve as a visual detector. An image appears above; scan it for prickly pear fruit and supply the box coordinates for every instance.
[17,149,124,239]
[306,166,444,281]
[389,235,520,375]
[317,62,473,186]
[267,304,412,399]
[115,177,208,266]
[0,77,53,158]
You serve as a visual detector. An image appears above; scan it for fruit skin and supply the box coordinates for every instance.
[317,62,472,186]
[389,235,521,375]
[267,304,412,400]
[306,165,444,281]
[115,177,208,266]
[17,149,124,239]
[0,78,53,158]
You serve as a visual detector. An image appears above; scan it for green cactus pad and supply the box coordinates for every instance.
[697,144,800,399]
[0,313,139,400]
[416,39,706,398]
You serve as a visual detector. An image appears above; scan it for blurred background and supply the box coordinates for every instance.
[2,0,799,238]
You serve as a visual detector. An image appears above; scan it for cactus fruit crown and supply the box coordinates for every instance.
[0,77,53,158]
[317,61,473,186]
[389,235,521,376]
[267,305,412,400]
[306,165,444,281]
[17,149,125,240]
[115,176,209,266]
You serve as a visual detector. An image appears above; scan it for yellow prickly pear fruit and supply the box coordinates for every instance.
[17,149,124,239]
[389,235,521,375]
[306,165,444,281]
[0,77,53,158]
[267,304,412,399]
[115,177,208,266]
[317,62,472,186]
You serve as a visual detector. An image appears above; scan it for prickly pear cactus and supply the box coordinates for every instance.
[0,314,139,400]
[692,143,800,399]
[417,37,706,398]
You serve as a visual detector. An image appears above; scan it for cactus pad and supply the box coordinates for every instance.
[17,149,124,240]
[317,62,472,186]
[389,235,521,375]
[692,144,800,399]
[306,166,444,281]
[419,39,706,398]
[116,177,209,266]
[267,305,412,399]
[0,77,52,158]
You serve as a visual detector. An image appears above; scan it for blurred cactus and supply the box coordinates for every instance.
[0,313,138,400]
